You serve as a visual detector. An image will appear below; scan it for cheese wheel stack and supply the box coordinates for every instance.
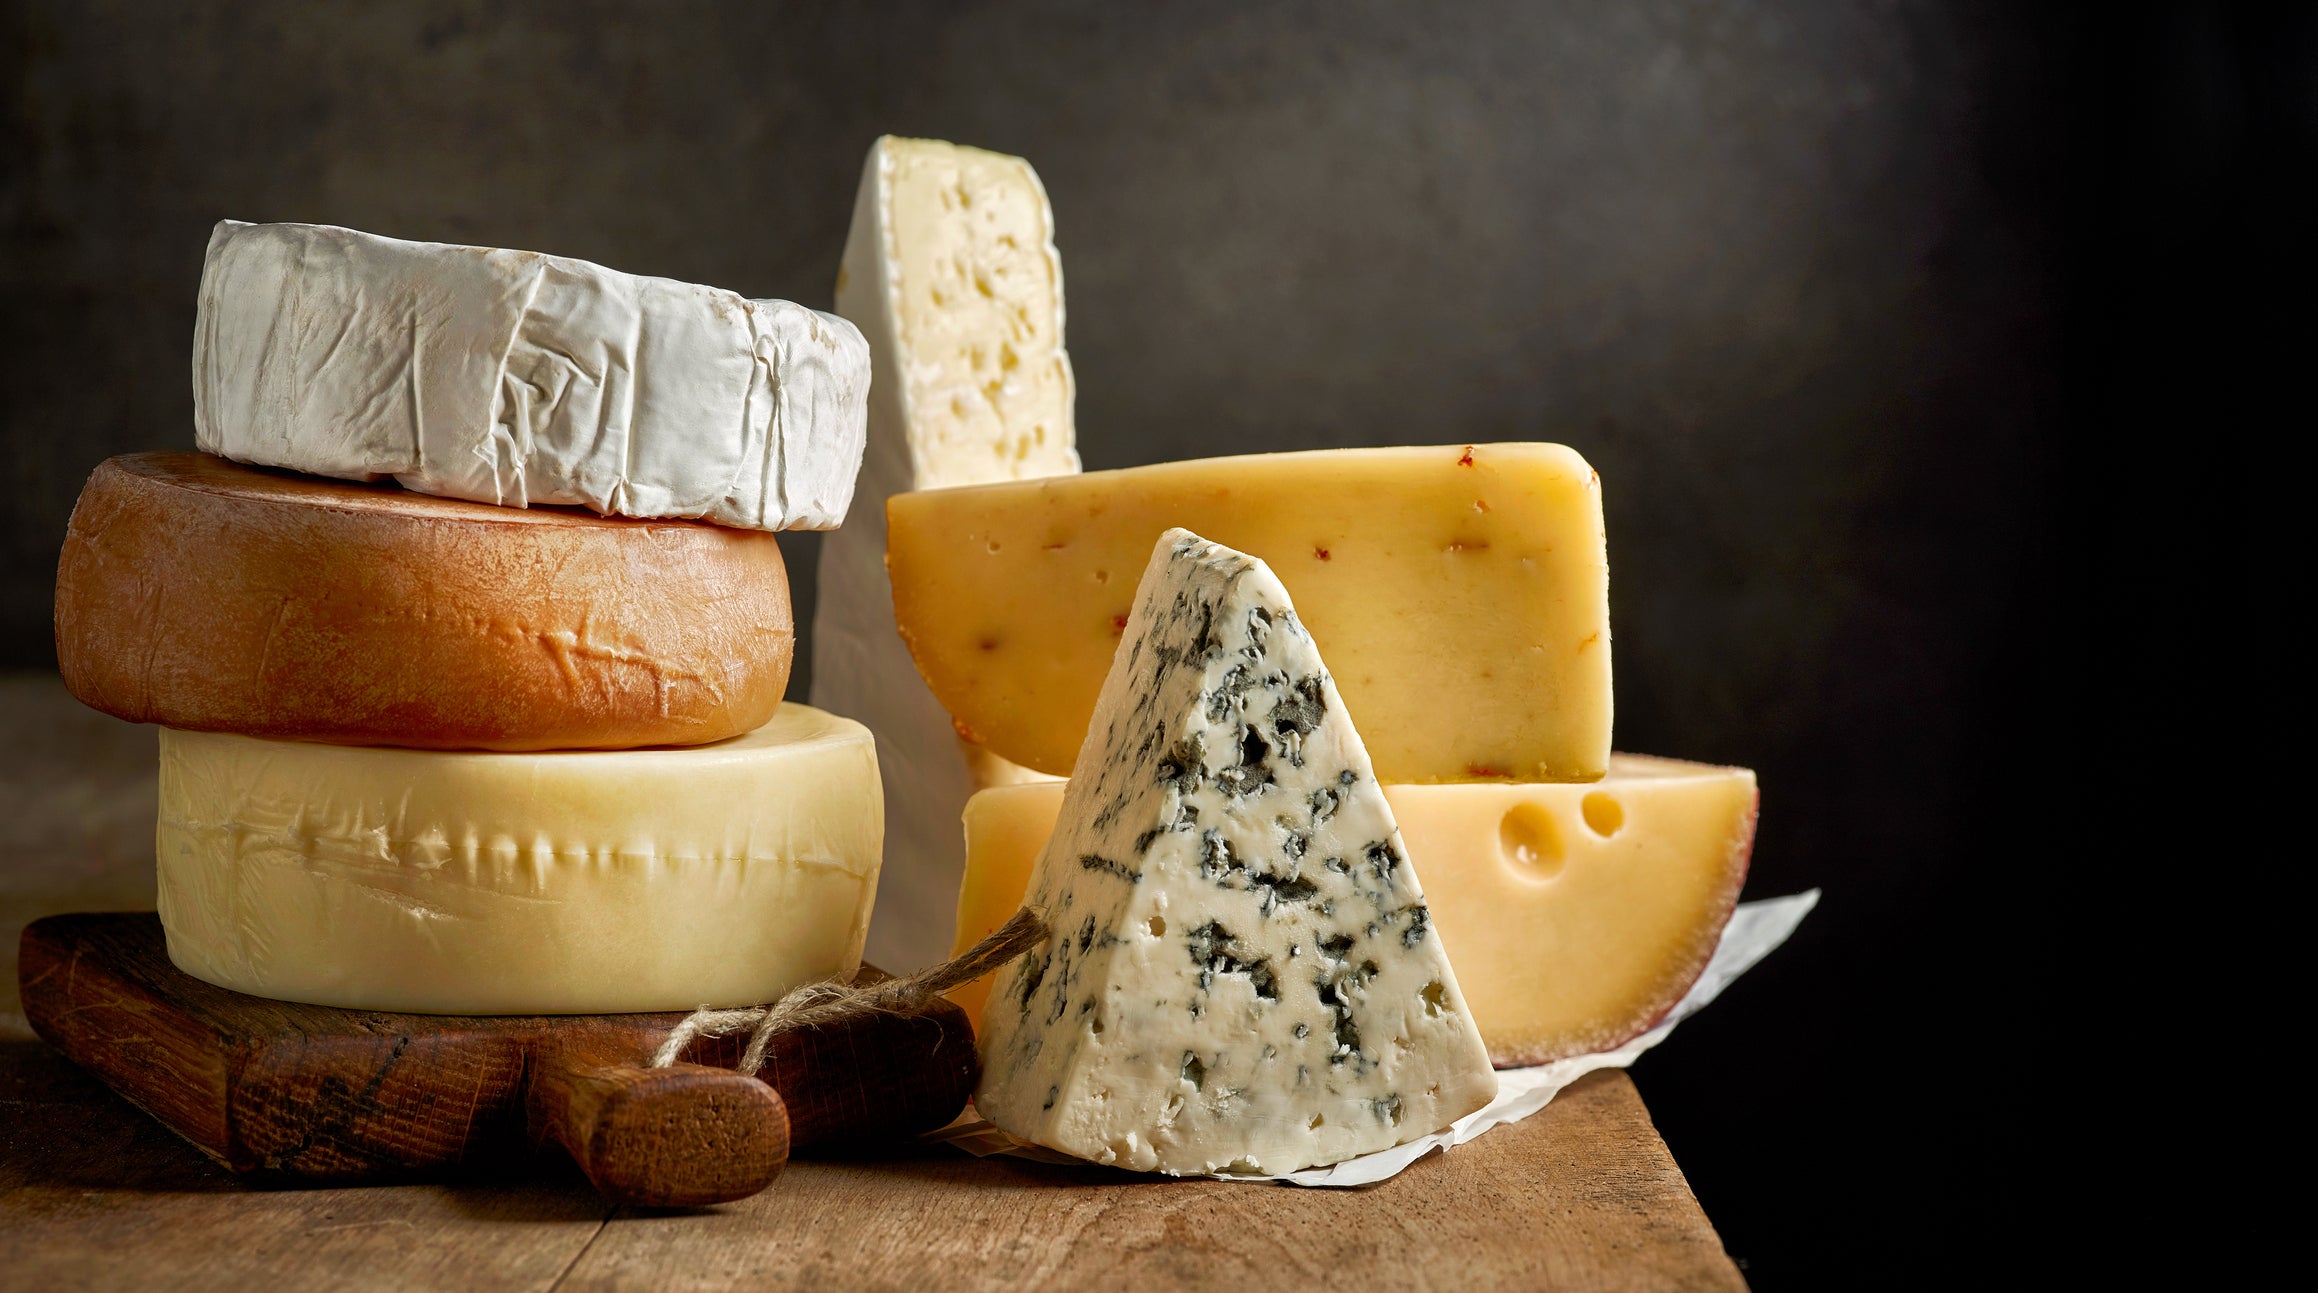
[56,221,884,1014]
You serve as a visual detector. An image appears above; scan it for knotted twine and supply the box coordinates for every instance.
[649,907,1048,1075]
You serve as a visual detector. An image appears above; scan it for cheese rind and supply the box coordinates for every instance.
[974,529,1497,1174]
[1382,758,1755,1064]
[954,756,1757,1066]
[887,443,1613,783]
[193,220,870,530]
[156,705,882,1014]
[812,137,1077,972]
[56,453,793,751]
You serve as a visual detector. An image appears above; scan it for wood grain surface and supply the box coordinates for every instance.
[0,1036,1744,1292]
[525,1042,793,1208]
[18,913,975,1181]
[0,1037,610,1290]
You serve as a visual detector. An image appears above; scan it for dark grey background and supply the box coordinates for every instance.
[3,1,2298,1283]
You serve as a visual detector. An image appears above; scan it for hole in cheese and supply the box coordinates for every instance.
[1498,801,1565,879]
[1581,791,1625,839]
[1146,914,1167,937]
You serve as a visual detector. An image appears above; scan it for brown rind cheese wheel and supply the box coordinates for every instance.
[56,452,793,750]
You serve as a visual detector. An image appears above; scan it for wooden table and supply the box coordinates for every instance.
[0,672,1746,1290]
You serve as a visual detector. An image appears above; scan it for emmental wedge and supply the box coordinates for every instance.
[886,443,1612,783]
[951,756,1758,1067]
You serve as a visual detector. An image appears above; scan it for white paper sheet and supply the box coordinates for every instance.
[926,889,1819,1186]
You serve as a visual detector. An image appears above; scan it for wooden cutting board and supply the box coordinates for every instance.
[16,913,978,1208]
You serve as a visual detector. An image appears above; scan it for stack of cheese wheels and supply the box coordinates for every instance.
[54,220,883,1015]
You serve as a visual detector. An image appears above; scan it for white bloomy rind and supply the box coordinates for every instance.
[192,220,870,530]
[974,528,1499,1175]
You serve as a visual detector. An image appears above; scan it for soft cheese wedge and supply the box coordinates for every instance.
[887,443,1612,783]
[157,705,882,1015]
[974,529,1498,1174]
[194,220,870,530]
[814,136,1076,971]
[954,756,1757,1066]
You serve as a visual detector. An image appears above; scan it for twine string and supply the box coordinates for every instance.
[649,906,1048,1074]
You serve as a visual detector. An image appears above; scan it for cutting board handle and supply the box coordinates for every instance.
[525,1038,790,1207]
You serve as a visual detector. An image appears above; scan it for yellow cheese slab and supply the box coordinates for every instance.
[886,443,1612,782]
[951,754,1755,1066]
[157,704,883,1014]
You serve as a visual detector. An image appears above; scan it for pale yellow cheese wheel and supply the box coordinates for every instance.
[157,704,882,1014]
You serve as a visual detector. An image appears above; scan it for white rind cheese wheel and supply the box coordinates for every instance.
[193,220,871,531]
[156,704,883,1015]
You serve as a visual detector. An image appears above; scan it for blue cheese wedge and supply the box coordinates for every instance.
[974,528,1498,1174]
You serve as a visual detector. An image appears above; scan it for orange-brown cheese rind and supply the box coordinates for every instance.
[56,452,793,750]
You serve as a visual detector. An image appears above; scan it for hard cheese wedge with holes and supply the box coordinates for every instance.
[974,529,1498,1174]
[955,755,1757,1067]
[157,704,883,1014]
[813,136,1074,972]
[886,443,1612,783]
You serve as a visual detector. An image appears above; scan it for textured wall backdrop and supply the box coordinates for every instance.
[1,0,2135,1281]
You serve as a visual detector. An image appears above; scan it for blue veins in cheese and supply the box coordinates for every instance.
[972,528,1498,1175]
